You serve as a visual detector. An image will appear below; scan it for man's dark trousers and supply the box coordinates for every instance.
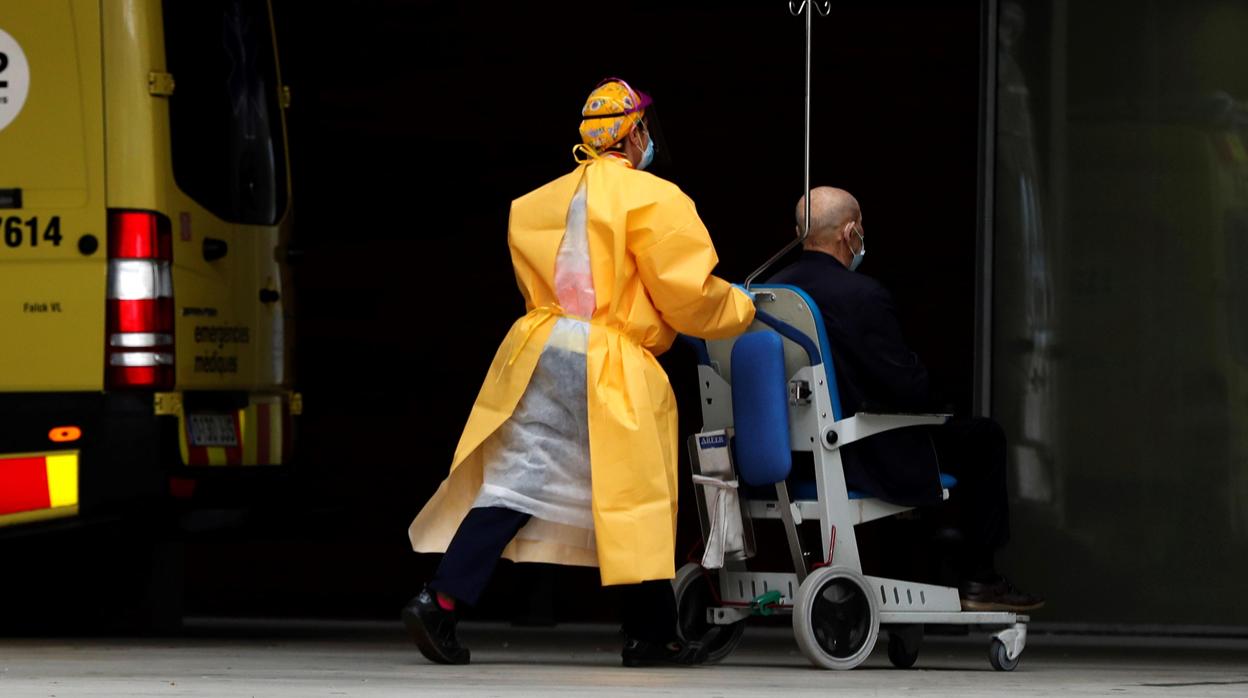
[930,416,1011,575]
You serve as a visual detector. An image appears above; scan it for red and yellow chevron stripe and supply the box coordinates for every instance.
[0,451,79,527]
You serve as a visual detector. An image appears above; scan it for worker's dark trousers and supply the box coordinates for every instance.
[930,416,1011,579]
[429,506,677,644]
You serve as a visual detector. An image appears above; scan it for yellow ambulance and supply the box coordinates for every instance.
[0,0,298,533]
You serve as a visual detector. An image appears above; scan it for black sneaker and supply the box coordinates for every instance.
[621,628,722,668]
[960,576,1045,612]
[401,587,470,665]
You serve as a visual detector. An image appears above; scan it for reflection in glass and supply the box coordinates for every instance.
[994,1,1058,512]
[991,0,1248,625]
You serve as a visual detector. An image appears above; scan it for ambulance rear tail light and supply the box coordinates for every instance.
[106,210,174,390]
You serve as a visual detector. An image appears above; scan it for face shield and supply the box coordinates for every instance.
[637,103,673,172]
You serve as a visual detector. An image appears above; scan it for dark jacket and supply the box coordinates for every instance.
[768,250,944,505]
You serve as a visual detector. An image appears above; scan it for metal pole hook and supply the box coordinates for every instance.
[789,0,831,17]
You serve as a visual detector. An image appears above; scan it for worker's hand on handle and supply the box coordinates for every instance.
[733,284,759,303]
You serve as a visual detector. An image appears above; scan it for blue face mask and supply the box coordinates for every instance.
[637,127,655,170]
[848,226,866,271]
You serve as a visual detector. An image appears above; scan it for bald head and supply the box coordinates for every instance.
[795,187,865,269]
[796,187,860,242]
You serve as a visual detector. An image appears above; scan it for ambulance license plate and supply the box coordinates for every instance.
[188,414,239,447]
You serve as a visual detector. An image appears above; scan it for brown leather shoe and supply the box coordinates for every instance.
[960,576,1045,612]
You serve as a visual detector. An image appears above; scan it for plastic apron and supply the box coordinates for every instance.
[472,176,597,537]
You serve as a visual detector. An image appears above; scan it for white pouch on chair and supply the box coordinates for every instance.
[692,430,745,569]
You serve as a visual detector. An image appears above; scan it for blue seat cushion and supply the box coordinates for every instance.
[730,332,793,487]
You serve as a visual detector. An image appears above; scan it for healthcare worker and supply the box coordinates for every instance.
[403,78,755,667]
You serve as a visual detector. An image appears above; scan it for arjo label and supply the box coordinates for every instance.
[0,28,31,133]
[698,432,729,450]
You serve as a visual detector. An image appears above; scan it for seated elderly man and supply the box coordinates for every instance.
[767,186,1042,612]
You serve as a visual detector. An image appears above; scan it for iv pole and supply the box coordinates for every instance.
[744,0,831,290]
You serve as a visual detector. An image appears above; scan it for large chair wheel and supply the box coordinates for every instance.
[672,563,746,664]
[793,566,879,670]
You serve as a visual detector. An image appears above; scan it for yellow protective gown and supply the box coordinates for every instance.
[409,157,755,585]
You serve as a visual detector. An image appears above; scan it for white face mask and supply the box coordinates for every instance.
[639,135,655,170]
[848,225,866,271]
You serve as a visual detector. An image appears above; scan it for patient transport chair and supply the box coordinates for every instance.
[679,285,1029,670]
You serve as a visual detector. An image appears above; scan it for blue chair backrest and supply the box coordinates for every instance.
[730,331,792,486]
[755,285,845,422]
[698,286,845,422]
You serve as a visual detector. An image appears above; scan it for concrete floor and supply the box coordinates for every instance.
[2,621,1247,697]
